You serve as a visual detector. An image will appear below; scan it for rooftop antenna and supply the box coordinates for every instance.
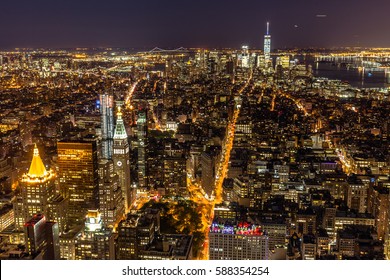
[267,22,270,35]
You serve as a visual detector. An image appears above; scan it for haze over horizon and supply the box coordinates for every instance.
[1,0,390,49]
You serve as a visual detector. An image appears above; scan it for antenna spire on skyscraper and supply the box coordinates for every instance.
[263,21,272,69]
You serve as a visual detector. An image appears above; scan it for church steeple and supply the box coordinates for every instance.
[114,106,128,139]
[28,144,47,178]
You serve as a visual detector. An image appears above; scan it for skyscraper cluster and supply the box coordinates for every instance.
[0,22,389,261]
[6,92,136,259]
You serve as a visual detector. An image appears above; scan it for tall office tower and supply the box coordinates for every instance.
[75,210,114,260]
[98,159,125,228]
[370,186,390,258]
[163,156,187,196]
[14,144,56,231]
[24,214,60,260]
[137,110,148,188]
[209,220,269,260]
[241,45,250,68]
[195,49,206,70]
[57,140,99,224]
[276,55,290,69]
[113,107,132,211]
[47,194,68,234]
[264,22,271,67]
[232,176,250,206]
[116,210,157,260]
[100,93,114,159]
[207,57,217,74]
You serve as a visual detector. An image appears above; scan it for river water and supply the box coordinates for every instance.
[292,55,390,89]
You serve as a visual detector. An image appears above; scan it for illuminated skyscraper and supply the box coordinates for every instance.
[58,140,99,224]
[24,213,60,260]
[98,159,124,228]
[75,210,114,260]
[264,22,271,67]
[163,156,187,196]
[113,107,132,210]
[241,45,250,68]
[137,110,148,188]
[14,144,56,231]
[100,93,114,159]
[370,186,390,258]
[47,194,68,234]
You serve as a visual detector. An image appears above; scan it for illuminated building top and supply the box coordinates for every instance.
[210,221,264,236]
[100,93,114,159]
[24,213,46,227]
[264,21,271,63]
[85,210,103,232]
[22,144,54,183]
[114,106,128,140]
[28,144,46,177]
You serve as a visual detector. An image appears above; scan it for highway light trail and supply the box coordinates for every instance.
[152,109,162,130]
[125,81,138,108]
[187,71,253,259]
[214,71,253,204]
[278,90,309,116]
[271,93,276,111]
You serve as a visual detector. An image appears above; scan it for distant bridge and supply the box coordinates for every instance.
[146,47,189,54]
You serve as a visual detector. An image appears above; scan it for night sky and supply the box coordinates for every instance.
[1,0,389,49]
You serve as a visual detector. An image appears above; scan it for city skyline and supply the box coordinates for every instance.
[1,0,390,49]
[1,2,390,263]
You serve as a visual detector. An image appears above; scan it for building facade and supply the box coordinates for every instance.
[113,107,132,210]
[14,144,56,231]
[100,93,114,159]
[57,141,99,224]
[209,221,269,260]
